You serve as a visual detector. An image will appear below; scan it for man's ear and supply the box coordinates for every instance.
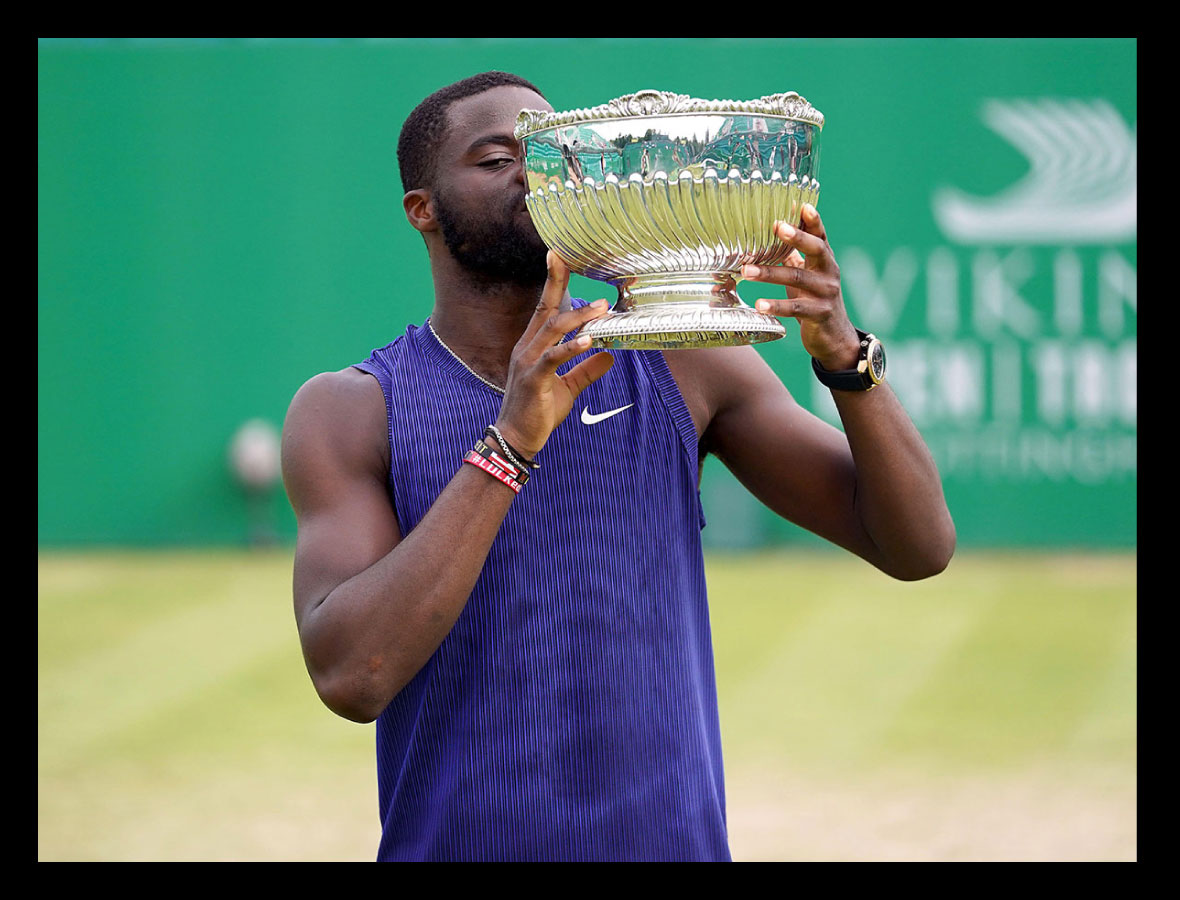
[403,188,437,233]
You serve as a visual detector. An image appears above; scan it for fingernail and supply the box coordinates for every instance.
[778,222,796,238]
[591,299,608,309]
[577,334,592,347]
[741,265,758,278]
[756,300,771,312]
[802,203,816,218]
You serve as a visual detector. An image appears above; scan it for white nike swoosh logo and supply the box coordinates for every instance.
[580,403,634,425]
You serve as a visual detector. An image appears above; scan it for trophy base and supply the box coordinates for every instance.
[581,274,787,349]
[581,302,787,350]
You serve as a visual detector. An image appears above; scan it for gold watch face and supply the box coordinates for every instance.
[868,340,886,383]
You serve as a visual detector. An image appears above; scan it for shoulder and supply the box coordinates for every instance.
[282,367,390,496]
[661,344,796,444]
[290,365,386,406]
[286,367,388,437]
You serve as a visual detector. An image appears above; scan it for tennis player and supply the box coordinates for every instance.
[281,71,955,861]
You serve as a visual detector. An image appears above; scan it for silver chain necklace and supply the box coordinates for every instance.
[426,317,506,395]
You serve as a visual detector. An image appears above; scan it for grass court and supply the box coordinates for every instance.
[38,548,1136,861]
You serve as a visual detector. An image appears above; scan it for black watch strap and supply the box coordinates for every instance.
[811,329,886,392]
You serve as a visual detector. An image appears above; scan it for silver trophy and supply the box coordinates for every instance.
[515,89,824,349]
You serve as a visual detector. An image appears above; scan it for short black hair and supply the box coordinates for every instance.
[397,71,545,195]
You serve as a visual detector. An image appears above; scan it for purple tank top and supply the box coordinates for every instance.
[353,309,729,861]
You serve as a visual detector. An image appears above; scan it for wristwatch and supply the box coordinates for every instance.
[811,329,886,391]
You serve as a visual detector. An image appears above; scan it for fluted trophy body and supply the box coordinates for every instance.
[515,90,824,349]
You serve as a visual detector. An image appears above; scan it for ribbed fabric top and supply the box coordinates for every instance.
[353,306,729,862]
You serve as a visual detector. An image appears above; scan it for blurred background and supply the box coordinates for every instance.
[38,37,1136,861]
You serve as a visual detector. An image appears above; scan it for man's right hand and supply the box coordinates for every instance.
[285,254,615,722]
[493,252,614,459]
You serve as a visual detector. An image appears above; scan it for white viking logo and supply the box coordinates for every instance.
[932,98,1136,244]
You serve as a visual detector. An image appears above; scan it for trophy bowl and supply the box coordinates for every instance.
[515,89,824,349]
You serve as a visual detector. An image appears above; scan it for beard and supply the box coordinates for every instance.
[434,187,549,289]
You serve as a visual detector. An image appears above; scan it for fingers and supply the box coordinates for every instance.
[742,203,829,271]
[741,258,837,297]
[518,297,609,369]
[522,251,572,344]
[533,303,609,372]
[738,204,843,320]
[799,202,827,242]
[752,295,835,320]
[560,348,615,399]
[741,206,837,294]
[772,216,827,259]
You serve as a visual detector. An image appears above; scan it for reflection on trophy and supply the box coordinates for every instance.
[515,90,824,349]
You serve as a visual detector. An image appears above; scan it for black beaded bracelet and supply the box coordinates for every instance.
[484,425,540,471]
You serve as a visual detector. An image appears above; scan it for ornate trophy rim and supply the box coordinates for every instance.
[514,89,825,140]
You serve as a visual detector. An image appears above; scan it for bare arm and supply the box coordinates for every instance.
[667,206,955,580]
[283,254,612,723]
[282,367,516,723]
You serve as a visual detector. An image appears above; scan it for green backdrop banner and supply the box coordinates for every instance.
[37,38,1136,548]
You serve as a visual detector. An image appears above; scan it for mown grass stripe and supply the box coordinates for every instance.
[39,552,296,772]
[36,548,1136,861]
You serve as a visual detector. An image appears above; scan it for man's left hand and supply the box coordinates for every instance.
[740,203,861,372]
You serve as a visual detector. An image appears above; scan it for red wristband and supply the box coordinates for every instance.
[463,449,523,494]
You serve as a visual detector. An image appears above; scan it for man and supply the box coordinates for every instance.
[281,71,955,862]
